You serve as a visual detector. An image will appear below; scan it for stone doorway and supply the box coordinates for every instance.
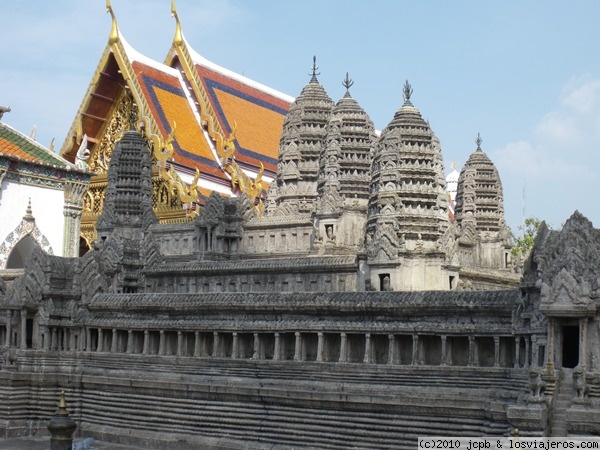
[562,325,579,368]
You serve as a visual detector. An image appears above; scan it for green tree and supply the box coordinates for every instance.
[511,217,544,257]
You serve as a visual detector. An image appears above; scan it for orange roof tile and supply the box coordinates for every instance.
[0,122,73,167]
[132,61,227,183]
[195,64,291,175]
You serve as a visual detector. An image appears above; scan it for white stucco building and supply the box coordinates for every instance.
[0,118,90,272]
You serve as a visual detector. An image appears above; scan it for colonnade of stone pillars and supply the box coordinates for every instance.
[1,314,543,369]
[8,325,538,369]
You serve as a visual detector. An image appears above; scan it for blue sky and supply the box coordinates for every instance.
[2,1,599,233]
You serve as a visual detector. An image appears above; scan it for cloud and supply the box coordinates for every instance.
[491,75,600,230]
[493,75,600,181]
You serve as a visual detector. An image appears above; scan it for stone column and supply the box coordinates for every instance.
[252,333,260,360]
[97,329,103,352]
[273,333,281,361]
[232,332,239,359]
[525,336,530,368]
[339,332,348,363]
[51,328,57,351]
[294,332,302,361]
[62,183,87,258]
[158,330,165,356]
[364,333,372,364]
[514,337,521,368]
[494,336,500,367]
[86,328,91,352]
[213,332,221,358]
[177,331,183,357]
[316,332,324,362]
[126,330,133,353]
[441,335,447,366]
[468,336,475,366]
[5,310,11,346]
[388,335,398,365]
[411,334,419,365]
[63,329,68,352]
[546,319,555,370]
[69,330,76,353]
[194,332,201,357]
[44,329,50,351]
[79,327,86,351]
[111,329,117,353]
[579,318,588,369]
[143,330,149,355]
[531,335,539,367]
[20,309,27,350]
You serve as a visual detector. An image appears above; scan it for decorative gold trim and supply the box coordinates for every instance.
[166,18,266,216]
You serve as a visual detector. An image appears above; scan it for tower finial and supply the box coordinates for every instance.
[106,0,119,45]
[310,56,320,82]
[403,80,413,104]
[171,0,183,46]
[342,72,354,97]
[475,132,483,150]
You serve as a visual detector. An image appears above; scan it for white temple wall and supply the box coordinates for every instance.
[0,181,64,257]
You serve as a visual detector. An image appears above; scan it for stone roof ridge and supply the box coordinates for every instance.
[146,254,358,273]
[88,289,520,312]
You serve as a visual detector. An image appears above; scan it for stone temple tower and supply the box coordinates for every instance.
[267,57,334,216]
[366,81,451,291]
[454,134,512,269]
[313,73,377,253]
[95,118,158,293]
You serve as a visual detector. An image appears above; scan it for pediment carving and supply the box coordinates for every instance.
[540,268,596,317]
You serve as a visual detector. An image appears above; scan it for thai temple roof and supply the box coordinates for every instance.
[59,2,293,199]
[0,121,76,169]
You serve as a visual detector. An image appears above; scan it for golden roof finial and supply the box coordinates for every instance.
[171,0,183,47]
[106,0,119,45]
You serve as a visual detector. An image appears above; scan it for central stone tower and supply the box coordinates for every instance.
[366,82,452,290]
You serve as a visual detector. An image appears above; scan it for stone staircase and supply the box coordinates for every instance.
[551,369,575,436]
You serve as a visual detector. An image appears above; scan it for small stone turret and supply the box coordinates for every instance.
[455,134,511,269]
[267,57,334,215]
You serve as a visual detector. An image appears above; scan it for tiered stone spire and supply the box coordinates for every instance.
[317,73,376,209]
[454,133,505,233]
[313,73,377,252]
[96,118,157,239]
[267,57,334,215]
[366,81,449,256]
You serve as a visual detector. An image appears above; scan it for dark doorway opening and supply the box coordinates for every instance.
[562,325,579,368]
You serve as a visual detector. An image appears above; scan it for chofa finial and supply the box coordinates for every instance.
[171,0,183,46]
[106,0,119,45]
[403,80,413,103]
[342,72,354,97]
[475,132,483,150]
[310,56,320,82]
